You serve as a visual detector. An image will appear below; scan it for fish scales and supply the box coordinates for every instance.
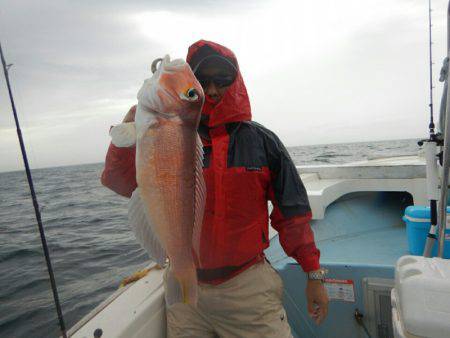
[137,120,197,272]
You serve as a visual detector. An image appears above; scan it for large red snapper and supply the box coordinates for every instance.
[110,55,205,306]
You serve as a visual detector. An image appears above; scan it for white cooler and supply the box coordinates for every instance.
[392,256,450,338]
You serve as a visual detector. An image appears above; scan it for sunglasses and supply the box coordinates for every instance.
[196,74,235,89]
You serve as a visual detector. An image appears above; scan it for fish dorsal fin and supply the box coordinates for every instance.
[110,122,137,147]
[129,188,167,266]
[192,134,206,266]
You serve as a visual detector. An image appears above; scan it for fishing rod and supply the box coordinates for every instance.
[428,0,436,134]
[423,0,441,257]
[0,42,68,337]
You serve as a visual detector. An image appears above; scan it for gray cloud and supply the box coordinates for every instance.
[1,1,270,172]
[0,0,447,172]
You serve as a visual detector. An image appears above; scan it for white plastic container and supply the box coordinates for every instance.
[391,256,450,338]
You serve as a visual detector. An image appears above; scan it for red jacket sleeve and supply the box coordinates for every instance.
[101,142,137,198]
[270,204,320,272]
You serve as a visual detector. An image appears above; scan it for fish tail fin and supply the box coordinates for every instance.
[180,270,198,305]
[165,266,198,307]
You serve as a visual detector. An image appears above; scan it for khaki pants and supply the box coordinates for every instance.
[164,260,293,338]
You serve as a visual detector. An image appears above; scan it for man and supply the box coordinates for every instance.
[101,40,328,337]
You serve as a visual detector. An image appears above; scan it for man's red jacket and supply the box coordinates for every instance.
[101,40,320,284]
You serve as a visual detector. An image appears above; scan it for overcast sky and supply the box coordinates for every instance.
[0,0,448,172]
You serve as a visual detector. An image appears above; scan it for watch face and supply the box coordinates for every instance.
[312,272,322,279]
[308,268,327,280]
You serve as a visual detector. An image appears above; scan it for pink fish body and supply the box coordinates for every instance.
[110,56,205,305]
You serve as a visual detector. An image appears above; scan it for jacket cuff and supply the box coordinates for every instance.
[109,142,136,152]
[296,252,321,272]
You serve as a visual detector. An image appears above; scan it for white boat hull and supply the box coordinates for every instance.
[69,263,166,338]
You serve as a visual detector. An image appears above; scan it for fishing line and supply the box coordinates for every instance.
[0,41,67,338]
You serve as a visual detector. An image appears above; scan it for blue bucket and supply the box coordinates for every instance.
[403,206,450,258]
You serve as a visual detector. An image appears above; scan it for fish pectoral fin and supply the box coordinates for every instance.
[110,122,137,147]
[129,189,168,266]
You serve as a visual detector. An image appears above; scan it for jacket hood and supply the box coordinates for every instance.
[187,40,251,128]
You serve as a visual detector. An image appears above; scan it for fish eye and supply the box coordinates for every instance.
[187,88,198,99]
[181,87,199,101]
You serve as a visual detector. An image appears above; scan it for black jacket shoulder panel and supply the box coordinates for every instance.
[245,121,289,170]
[243,121,311,217]
[227,121,269,168]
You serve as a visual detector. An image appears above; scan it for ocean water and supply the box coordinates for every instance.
[0,138,419,338]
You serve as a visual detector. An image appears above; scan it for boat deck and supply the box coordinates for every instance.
[266,190,413,338]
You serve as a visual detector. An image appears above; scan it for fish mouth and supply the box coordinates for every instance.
[140,104,178,119]
[155,111,178,119]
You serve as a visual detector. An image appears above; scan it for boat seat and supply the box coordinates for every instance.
[298,162,427,220]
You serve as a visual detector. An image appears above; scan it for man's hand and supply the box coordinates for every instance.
[123,105,137,123]
[306,279,329,324]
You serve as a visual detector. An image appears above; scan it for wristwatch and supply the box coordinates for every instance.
[307,268,328,281]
